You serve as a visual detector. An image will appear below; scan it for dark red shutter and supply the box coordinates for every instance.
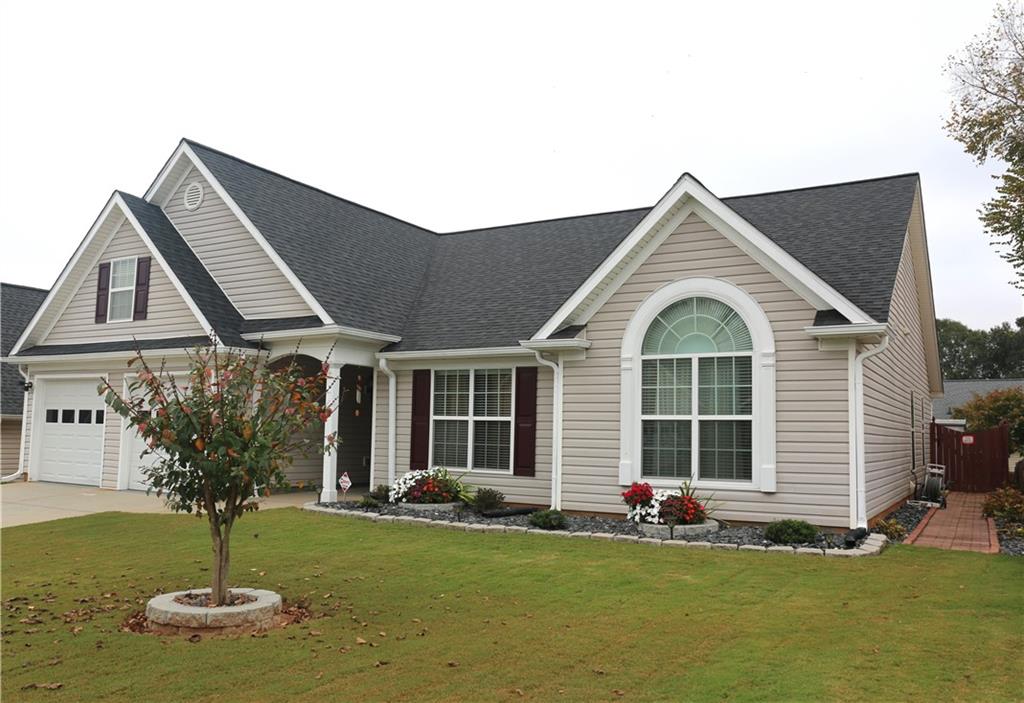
[410,369,431,470]
[513,366,538,476]
[94,262,111,323]
[133,257,151,321]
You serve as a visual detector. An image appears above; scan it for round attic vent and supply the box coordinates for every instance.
[183,181,204,211]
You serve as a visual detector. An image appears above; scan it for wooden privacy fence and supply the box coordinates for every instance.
[930,422,1010,493]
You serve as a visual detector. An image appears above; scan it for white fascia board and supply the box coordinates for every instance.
[10,194,122,356]
[3,348,194,365]
[114,193,215,336]
[518,338,592,351]
[174,143,334,325]
[377,346,532,361]
[241,324,401,344]
[804,323,889,339]
[531,174,875,340]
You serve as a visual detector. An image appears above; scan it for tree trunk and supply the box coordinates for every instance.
[209,515,233,606]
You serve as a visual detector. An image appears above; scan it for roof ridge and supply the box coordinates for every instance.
[183,139,437,236]
[722,172,920,201]
[1,282,49,293]
[440,206,652,236]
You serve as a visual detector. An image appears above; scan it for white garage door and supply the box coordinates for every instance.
[37,379,105,486]
[126,422,159,491]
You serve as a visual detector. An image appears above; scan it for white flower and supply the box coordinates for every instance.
[389,466,449,503]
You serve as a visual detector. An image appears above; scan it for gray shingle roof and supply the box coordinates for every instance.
[184,141,920,352]
[1,283,48,414]
[934,378,1024,419]
[15,336,218,357]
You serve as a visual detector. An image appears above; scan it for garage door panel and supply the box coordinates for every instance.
[37,379,105,486]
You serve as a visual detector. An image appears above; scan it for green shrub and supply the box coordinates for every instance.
[368,484,391,503]
[982,487,1024,522]
[764,519,818,544]
[528,509,569,530]
[874,518,907,542]
[357,496,381,511]
[471,487,505,513]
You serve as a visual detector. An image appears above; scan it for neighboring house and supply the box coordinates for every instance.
[1,283,48,477]
[934,379,1024,421]
[2,139,943,528]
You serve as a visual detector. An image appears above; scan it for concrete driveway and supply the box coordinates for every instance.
[0,480,317,528]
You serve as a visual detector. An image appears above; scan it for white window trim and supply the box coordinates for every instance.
[619,277,776,492]
[106,256,138,323]
[429,367,517,475]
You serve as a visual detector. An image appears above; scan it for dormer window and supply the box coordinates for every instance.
[107,257,137,322]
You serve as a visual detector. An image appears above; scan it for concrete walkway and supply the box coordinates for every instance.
[906,492,999,553]
[0,480,318,528]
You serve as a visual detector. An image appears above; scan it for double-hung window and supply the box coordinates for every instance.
[640,296,753,482]
[431,369,513,472]
[107,257,137,322]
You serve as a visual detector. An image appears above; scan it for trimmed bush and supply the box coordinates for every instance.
[764,519,818,544]
[368,484,391,503]
[874,518,907,542]
[471,487,505,514]
[528,509,569,530]
[357,496,381,511]
[982,487,1024,522]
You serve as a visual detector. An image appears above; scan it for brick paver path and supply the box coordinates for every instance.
[906,492,999,553]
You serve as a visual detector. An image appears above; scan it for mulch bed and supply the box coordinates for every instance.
[994,518,1024,556]
[871,502,931,543]
[172,591,256,608]
[318,503,865,549]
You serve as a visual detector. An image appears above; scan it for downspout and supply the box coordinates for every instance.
[378,358,397,486]
[532,350,562,510]
[852,333,890,528]
[1,366,30,484]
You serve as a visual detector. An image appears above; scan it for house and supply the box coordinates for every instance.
[2,139,943,528]
[1,283,48,478]
[933,378,1024,425]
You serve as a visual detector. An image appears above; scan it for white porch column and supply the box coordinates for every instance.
[321,361,342,502]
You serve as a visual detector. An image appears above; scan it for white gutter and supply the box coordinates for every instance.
[851,333,890,528]
[1,366,30,483]
[531,350,563,510]
[378,357,398,486]
[241,324,401,344]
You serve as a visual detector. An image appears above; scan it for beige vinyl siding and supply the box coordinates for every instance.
[862,231,930,519]
[561,213,851,526]
[163,168,314,319]
[1,417,22,476]
[283,425,323,487]
[42,220,205,345]
[373,363,554,505]
[102,371,125,488]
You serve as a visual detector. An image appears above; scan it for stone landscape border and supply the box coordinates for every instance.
[146,588,283,633]
[303,503,889,557]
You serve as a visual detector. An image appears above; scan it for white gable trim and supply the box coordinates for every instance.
[532,174,875,340]
[144,142,334,325]
[10,194,213,356]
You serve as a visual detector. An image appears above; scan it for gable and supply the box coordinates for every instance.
[40,219,205,346]
[162,165,314,319]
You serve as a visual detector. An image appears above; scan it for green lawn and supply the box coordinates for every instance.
[2,509,1022,702]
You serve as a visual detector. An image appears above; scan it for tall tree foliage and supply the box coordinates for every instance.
[950,387,1024,454]
[937,316,1024,379]
[100,344,339,606]
[945,3,1024,288]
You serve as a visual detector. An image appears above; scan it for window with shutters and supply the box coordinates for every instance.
[106,256,137,322]
[640,297,754,482]
[431,368,514,472]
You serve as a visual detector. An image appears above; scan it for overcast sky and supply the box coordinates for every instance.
[1,0,1020,328]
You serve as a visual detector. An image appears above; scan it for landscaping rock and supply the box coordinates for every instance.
[686,541,713,549]
[795,547,824,556]
[738,544,766,552]
[871,503,930,543]
[766,545,795,553]
[711,543,738,551]
[637,538,663,546]
[638,519,719,540]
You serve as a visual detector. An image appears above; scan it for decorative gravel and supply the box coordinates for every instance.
[871,503,931,543]
[316,503,863,548]
[994,519,1024,557]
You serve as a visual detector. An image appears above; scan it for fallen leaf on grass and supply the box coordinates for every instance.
[21,683,63,690]
[513,689,524,697]
[593,669,606,675]
[612,690,625,697]
[187,634,202,643]
[447,661,459,667]
[374,660,389,667]
[314,672,323,680]
[355,637,367,645]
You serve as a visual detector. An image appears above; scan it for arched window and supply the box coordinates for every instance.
[619,278,776,492]
[640,297,753,481]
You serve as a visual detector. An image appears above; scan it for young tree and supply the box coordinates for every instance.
[937,316,1024,379]
[951,386,1024,454]
[100,344,339,606]
[945,2,1024,288]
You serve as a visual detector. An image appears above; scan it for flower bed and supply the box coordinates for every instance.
[389,467,468,505]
